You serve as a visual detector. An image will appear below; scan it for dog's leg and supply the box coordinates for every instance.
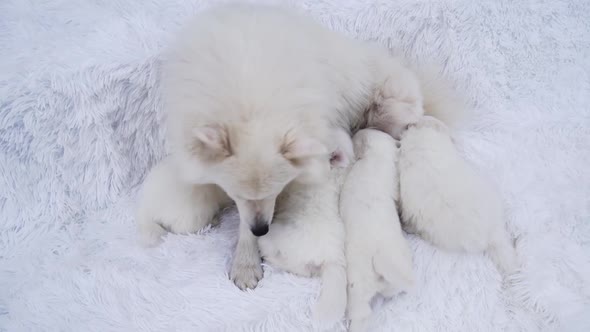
[137,220,167,247]
[166,184,230,234]
[137,159,231,247]
[230,220,263,290]
[367,57,424,139]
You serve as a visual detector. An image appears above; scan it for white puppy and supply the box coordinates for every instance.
[399,116,516,273]
[257,165,349,324]
[340,129,414,332]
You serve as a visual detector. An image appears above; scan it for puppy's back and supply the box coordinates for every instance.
[341,129,413,284]
[399,116,512,266]
[341,129,400,225]
[342,129,414,329]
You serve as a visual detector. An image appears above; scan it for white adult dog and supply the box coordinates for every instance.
[399,116,517,274]
[137,3,460,289]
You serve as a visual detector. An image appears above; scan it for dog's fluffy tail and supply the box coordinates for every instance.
[313,263,347,323]
[415,64,469,130]
[487,229,518,275]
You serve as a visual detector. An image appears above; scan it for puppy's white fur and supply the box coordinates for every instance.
[340,129,414,332]
[257,166,349,323]
[399,116,516,274]
[150,3,462,289]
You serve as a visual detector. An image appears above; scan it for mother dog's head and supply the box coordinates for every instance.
[176,121,332,236]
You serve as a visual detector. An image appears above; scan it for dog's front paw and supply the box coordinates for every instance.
[230,260,263,290]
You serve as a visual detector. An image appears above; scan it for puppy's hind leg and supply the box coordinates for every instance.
[313,263,347,323]
[346,281,373,332]
[487,229,518,275]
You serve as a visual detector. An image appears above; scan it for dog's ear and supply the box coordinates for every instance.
[281,135,327,166]
[330,149,350,168]
[191,124,232,161]
[330,128,353,168]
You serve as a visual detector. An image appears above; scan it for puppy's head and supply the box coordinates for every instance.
[186,123,330,236]
[352,128,399,159]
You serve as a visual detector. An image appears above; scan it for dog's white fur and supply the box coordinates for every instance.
[340,129,414,332]
[399,116,516,274]
[141,3,462,289]
[135,156,232,247]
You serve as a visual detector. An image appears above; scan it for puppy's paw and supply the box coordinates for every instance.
[230,260,263,290]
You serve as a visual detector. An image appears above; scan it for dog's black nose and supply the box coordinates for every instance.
[250,223,269,237]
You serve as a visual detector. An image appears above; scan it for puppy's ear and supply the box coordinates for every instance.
[191,124,232,162]
[281,135,327,166]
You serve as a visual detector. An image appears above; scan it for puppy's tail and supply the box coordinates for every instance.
[487,229,518,275]
[313,263,347,323]
[415,64,470,130]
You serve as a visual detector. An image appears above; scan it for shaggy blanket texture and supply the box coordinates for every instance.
[1,0,589,331]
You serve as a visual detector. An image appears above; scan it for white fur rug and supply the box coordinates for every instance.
[1,0,589,331]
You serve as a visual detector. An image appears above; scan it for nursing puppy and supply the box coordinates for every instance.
[156,3,462,289]
[341,129,414,332]
[398,116,516,274]
[257,132,353,323]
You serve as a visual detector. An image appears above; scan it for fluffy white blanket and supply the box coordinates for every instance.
[1,0,589,331]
